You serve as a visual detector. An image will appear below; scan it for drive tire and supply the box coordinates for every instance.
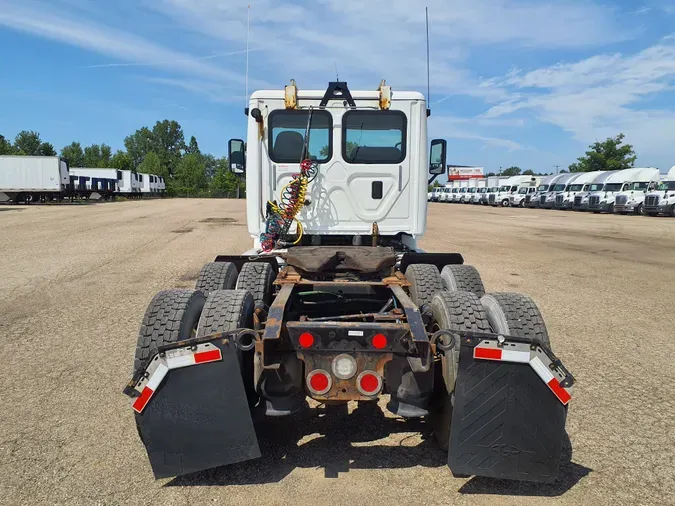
[195,262,238,294]
[501,199,510,207]
[236,262,276,309]
[405,264,443,308]
[671,205,675,217]
[480,292,551,348]
[634,203,643,215]
[197,290,258,405]
[440,264,486,297]
[429,291,490,451]
[134,289,206,375]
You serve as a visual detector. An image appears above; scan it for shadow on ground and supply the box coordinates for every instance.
[168,402,590,496]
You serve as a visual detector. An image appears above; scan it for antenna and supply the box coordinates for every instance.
[426,6,431,117]
[334,61,339,81]
[244,4,251,115]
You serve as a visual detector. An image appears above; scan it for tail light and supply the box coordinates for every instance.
[371,333,387,349]
[298,332,314,348]
[307,369,332,395]
[357,371,382,396]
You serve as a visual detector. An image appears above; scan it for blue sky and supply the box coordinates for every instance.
[1,0,675,172]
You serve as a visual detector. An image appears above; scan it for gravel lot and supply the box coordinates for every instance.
[1,199,674,506]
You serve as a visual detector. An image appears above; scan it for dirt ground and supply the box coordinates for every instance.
[1,199,674,506]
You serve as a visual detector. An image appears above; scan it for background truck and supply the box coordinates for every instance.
[573,171,617,211]
[509,176,540,207]
[490,175,537,207]
[644,165,675,216]
[554,171,603,210]
[0,155,70,203]
[482,176,505,205]
[468,179,487,204]
[587,168,654,213]
[527,175,557,208]
[540,173,578,209]
[613,168,661,215]
[118,170,141,197]
[125,80,574,484]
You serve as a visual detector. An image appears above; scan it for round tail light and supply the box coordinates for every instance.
[307,369,332,395]
[298,332,314,348]
[371,333,388,349]
[357,371,382,396]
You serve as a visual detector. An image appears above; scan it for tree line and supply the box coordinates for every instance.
[0,121,244,197]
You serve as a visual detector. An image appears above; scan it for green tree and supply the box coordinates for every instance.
[186,135,200,155]
[138,152,162,176]
[1,134,15,155]
[83,144,102,167]
[501,166,521,176]
[175,153,206,190]
[38,142,57,156]
[485,172,496,177]
[110,150,133,171]
[152,120,186,175]
[320,141,358,159]
[522,169,536,176]
[124,126,155,168]
[99,144,112,167]
[13,130,42,155]
[569,133,636,172]
[61,142,85,167]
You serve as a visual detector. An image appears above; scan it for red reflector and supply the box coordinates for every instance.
[132,386,154,414]
[299,332,314,348]
[194,349,222,364]
[309,371,329,392]
[547,378,572,405]
[474,347,502,361]
[372,333,387,349]
[359,373,380,393]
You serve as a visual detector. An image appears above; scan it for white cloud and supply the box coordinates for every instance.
[482,39,675,159]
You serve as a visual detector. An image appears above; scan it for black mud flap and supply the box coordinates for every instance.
[448,341,567,483]
[135,340,260,479]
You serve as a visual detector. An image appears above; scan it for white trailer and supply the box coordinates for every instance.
[644,166,675,217]
[118,170,142,196]
[613,168,661,215]
[0,155,70,203]
[553,171,603,210]
[69,168,121,198]
[587,168,658,213]
[468,179,487,204]
[138,173,153,194]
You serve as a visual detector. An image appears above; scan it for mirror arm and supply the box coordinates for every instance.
[428,174,440,185]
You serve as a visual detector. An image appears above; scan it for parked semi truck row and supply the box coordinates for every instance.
[0,155,166,203]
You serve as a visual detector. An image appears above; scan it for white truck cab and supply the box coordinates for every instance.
[456,180,471,203]
[644,166,675,217]
[468,179,487,204]
[490,175,537,207]
[527,175,556,208]
[587,168,656,213]
[228,81,445,251]
[482,176,504,205]
[438,186,453,202]
[612,168,661,215]
[509,177,540,208]
[573,171,616,211]
[540,173,578,209]
[554,171,602,210]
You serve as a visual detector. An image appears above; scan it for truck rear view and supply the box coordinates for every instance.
[124,80,575,484]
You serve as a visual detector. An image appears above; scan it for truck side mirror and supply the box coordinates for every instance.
[429,139,447,175]
[228,139,246,174]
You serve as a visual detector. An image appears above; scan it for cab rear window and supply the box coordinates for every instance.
[269,110,333,163]
[342,111,407,164]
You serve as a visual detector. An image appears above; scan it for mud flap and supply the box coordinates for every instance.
[135,339,260,479]
[448,339,568,483]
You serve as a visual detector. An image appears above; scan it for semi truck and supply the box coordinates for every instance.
[573,171,618,211]
[0,155,70,203]
[527,175,558,208]
[489,175,538,207]
[468,179,487,204]
[124,80,574,483]
[509,176,540,207]
[643,166,675,217]
[554,171,603,210]
[613,168,661,215]
[540,173,579,209]
[482,176,505,205]
[587,168,658,213]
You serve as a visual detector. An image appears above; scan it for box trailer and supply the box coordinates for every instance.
[118,170,142,196]
[69,168,121,198]
[0,155,70,203]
